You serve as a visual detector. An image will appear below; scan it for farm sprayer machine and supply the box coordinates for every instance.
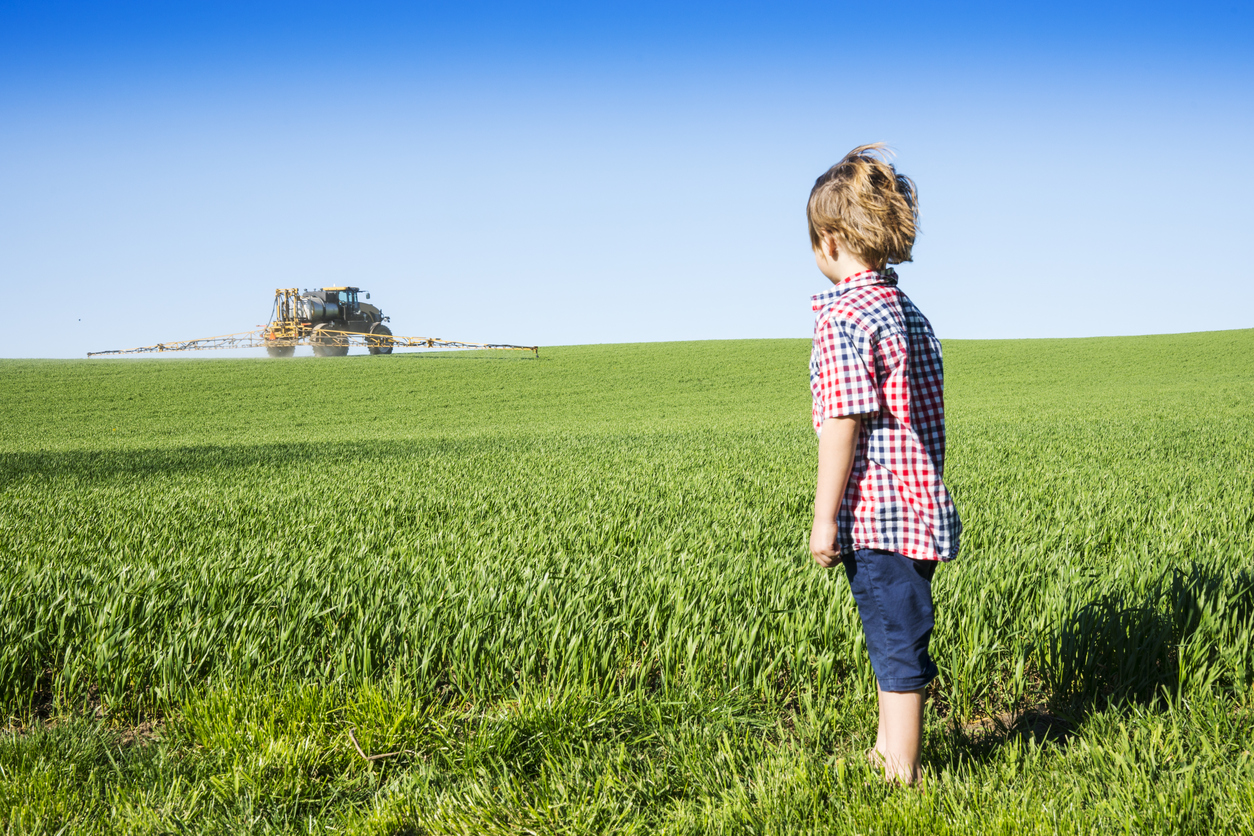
[88,287,538,358]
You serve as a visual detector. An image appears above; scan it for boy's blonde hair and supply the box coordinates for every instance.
[807,143,918,271]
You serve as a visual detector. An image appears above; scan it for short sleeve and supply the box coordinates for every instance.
[811,313,879,423]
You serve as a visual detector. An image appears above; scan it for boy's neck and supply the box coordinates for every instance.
[829,250,874,284]
[815,236,875,285]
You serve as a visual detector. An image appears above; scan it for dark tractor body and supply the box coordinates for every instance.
[265,286,394,357]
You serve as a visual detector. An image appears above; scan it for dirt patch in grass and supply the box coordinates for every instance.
[116,718,164,748]
[961,704,1073,746]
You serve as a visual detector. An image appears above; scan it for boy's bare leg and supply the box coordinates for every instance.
[873,687,925,784]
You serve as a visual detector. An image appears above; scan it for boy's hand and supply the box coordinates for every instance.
[810,518,842,567]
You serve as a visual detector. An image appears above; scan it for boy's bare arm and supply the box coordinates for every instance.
[810,415,862,567]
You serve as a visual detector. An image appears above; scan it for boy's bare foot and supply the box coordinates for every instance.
[866,745,923,786]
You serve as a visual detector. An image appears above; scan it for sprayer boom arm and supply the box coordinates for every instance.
[88,287,538,357]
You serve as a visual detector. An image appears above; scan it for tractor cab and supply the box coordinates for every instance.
[322,286,361,316]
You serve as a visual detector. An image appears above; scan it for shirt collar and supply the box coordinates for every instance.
[810,267,898,311]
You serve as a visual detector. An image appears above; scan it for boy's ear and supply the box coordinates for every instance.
[820,234,841,260]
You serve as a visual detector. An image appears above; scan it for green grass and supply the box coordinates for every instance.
[1,332,1252,833]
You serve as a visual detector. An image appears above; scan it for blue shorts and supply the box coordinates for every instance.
[843,548,939,692]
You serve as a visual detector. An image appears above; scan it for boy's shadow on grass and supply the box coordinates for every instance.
[938,562,1251,764]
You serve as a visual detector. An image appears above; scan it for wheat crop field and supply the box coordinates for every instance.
[2,330,1253,834]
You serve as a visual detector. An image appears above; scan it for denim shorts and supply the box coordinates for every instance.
[843,548,939,692]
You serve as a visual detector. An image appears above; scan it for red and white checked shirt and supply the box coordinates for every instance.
[810,268,961,562]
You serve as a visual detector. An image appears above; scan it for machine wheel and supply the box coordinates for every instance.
[266,344,296,358]
[368,324,394,355]
[313,324,349,357]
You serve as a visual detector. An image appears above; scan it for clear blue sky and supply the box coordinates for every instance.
[2,1,1251,358]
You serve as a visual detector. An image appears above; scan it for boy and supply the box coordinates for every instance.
[806,144,960,785]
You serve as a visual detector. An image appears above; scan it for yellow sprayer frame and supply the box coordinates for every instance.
[89,288,539,357]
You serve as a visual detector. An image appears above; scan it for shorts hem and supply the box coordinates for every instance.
[876,672,936,692]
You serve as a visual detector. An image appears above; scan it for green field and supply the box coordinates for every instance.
[2,332,1253,834]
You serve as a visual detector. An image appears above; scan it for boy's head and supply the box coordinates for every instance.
[807,143,918,271]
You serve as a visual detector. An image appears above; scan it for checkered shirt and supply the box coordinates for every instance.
[810,268,961,562]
